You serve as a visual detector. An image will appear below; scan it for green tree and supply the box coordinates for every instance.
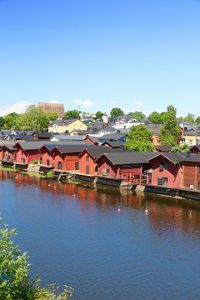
[4,113,19,129]
[110,107,124,119]
[128,111,146,121]
[46,112,58,121]
[15,105,49,131]
[160,111,168,123]
[95,111,104,119]
[125,125,155,151]
[160,105,181,146]
[195,116,200,124]
[0,221,73,300]
[171,144,190,152]
[148,112,162,124]
[64,110,80,119]
[0,116,5,128]
[183,113,195,124]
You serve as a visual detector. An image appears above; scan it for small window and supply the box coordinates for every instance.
[47,159,50,166]
[86,155,89,161]
[75,162,79,170]
[157,177,163,186]
[86,165,90,174]
[198,166,200,174]
[58,162,62,170]
[163,177,168,186]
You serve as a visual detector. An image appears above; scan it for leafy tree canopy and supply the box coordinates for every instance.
[160,105,181,146]
[171,144,190,152]
[128,111,146,121]
[64,110,80,119]
[15,105,52,131]
[183,113,195,124]
[125,125,155,151]
[148,112,162,124]
[0,116,5,128]
[110,107,124,118]
[4,112,19,129]
[95,111,104,119]
[195,116,200,124]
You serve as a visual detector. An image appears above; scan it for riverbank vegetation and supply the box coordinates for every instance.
[0,221,74,300]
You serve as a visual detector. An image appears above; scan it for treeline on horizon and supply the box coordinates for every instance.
[0,104,200,132]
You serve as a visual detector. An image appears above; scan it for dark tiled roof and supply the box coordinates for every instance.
[102,141,125,148]
[146,124,162,135]
[56,145,87,154]
[80,145,124,159]
[34,132,52,139]
[84,135,99,143]
[15,141,48,150]
[96,151,157,165]
[156,145,172,152]
[99,134,127,141]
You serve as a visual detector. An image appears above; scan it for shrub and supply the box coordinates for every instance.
[0,220,73,300]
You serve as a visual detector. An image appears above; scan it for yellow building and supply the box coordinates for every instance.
[48,119,87,134]
[181,129,200,146]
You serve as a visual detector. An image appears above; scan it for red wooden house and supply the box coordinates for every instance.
[181,154,200,190]
[148,153,183,188]
[0,145,16,165]
[40,144,57,167]
[14,142,45,164]
[84,135,99,145]
[96,152,158,184]
[50,145,86,172]
[78,146,122,176]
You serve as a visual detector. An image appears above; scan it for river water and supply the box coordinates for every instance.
[1,170,200,300]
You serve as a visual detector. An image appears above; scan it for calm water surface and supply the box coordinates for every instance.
[1,171,200,299]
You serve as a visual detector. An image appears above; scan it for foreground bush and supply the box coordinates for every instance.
[0,221,73,300]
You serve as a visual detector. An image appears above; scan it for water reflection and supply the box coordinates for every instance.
[1,170,200,300]
[1,170,200,236]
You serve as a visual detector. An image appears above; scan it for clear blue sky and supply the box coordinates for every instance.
[0,0,200,116]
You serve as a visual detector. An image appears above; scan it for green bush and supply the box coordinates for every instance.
[0,220,74,299]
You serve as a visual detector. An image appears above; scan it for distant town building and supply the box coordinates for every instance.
[48,119,87,134]
[38,102,65,118]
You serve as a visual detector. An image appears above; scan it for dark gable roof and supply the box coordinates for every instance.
[80,145,124,159]
[184,129,200,136]
[99,134,126,141]
[146,124,162,135]
[55,144,86,154]
[15,141,48,150]
[148,152,200,164]
[50,119,84,126]
[34,132,52,139]
[84,135,99,144]
[102,141,125,148]
[98,152,158,165]
[190,145,200,151]
[2,144,16,151]
[156,145,172,152]
[181,153,200,163]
